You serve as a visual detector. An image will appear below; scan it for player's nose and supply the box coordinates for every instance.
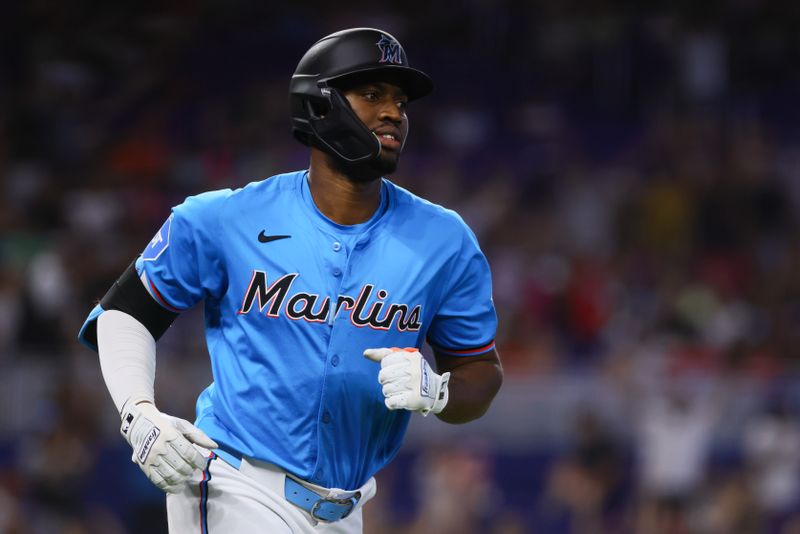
[377,100,403,124]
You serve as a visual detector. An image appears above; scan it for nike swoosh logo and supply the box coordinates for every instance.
[258,230,291,243]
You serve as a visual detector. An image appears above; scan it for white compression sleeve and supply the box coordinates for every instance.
[97,309,156,413]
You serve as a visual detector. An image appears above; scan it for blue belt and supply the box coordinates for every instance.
[284,477,359,523]
[215,445,358,522]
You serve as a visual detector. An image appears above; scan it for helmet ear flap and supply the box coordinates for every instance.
[306,86,381,163]
[304,97,328,120]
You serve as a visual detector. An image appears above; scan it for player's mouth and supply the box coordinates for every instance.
[374,129,402,151]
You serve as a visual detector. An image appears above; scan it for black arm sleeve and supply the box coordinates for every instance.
[85,259,179,346]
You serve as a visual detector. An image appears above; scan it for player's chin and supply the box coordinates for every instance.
[342,152,400,182]
[370,153,400,176]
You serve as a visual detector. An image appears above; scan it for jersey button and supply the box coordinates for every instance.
[322,411,332,424]
[332,242,342,252]
[331,355,340,367]
[332,268,342,277]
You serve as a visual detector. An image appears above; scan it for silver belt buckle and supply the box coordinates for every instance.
[310,495,357,522]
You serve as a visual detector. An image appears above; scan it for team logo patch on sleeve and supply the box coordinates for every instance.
[142,216,172,261]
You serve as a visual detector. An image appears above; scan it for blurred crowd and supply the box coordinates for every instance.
[2,1,800,532]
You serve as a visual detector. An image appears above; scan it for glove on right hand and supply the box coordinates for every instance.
[120,400,218,493]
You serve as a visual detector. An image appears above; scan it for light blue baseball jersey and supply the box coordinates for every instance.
[80,170,497,490]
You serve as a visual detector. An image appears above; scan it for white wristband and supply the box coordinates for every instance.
[97,309,157,413]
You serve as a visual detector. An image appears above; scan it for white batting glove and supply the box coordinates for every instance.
[364,347,450,416]
[120,400,218,493]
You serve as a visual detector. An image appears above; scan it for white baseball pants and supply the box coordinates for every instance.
[166,453,376,534]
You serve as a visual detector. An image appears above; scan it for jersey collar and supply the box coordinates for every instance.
[298,170,390,236]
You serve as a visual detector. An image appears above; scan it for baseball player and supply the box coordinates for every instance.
[78,28,502,533]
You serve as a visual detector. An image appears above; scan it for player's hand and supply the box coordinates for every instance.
[119,400,218,493]
[363,347,450,416]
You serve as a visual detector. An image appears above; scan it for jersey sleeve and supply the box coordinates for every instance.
[76,190,229,352]
[139,190,229,311]
[426,223,497,356]
[77,303,105,351]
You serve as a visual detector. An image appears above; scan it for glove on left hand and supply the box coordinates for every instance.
[363,347,450,416]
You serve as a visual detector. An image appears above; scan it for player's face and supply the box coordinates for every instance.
[343,82,409,175]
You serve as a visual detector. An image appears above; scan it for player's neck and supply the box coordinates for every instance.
[308,152,383,226]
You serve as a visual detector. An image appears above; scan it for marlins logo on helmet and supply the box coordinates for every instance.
[376,34,403,64]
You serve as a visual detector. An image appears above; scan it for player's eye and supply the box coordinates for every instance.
[362,91,379,101]
[397,100,408,112]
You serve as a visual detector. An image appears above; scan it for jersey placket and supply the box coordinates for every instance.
[297,173,388,486]
[309,231,359,484]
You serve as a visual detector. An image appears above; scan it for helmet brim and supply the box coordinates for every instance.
[323,65,433,102]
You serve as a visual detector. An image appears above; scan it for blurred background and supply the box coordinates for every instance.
[2,1,800,532]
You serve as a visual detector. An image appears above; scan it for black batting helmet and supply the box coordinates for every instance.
[289,28,433,162]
